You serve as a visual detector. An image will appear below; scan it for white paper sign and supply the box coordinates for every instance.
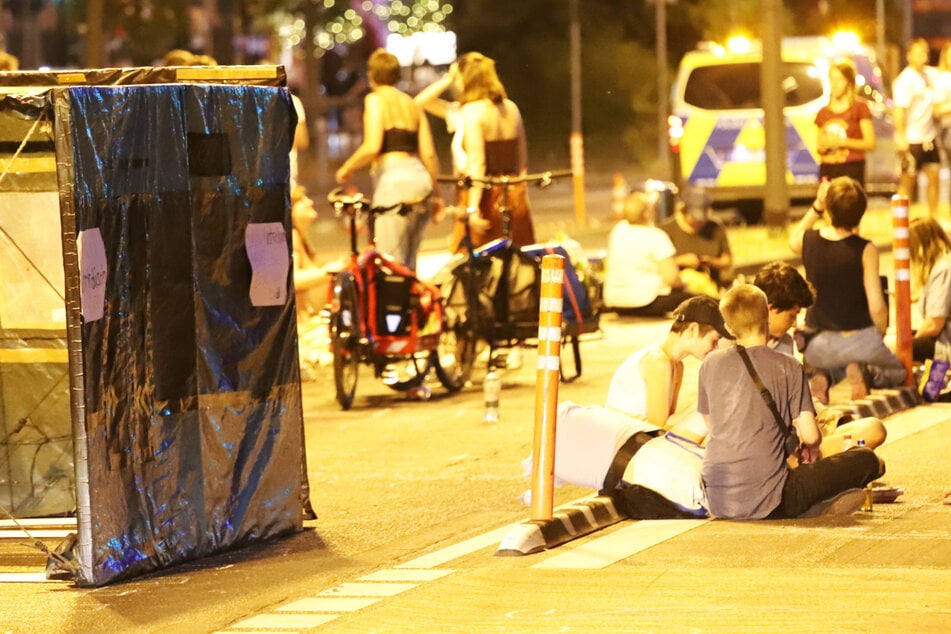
[78,228,107,322]
[245,222,289,307]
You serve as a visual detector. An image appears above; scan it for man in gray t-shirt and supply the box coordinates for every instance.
[698,284,884,520]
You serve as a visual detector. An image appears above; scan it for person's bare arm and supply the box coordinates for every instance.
[414,63,456,119]
[640,349,678,428]
[789,178,830,255]
[794,410,822,463]
[916,315,947,338]
[462,102,487,211]
[894,105,909,154]
[862,242,889,335]
[658,256,684,289]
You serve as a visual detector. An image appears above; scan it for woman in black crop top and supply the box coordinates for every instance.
[789,177,906,400]
[335,49,443,271]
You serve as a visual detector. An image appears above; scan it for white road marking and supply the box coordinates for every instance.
[319,582,418,597]
[358,568,454,582]
[0,573,61,583]
[0,518,76,529]
[0,529,74,539]
[531,519,710,569]
[277,596,381,612]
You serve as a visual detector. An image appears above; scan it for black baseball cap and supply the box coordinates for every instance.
[673,296,734,340]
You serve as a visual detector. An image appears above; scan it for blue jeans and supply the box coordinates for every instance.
[803,326,907,387]
[768,448,884,518]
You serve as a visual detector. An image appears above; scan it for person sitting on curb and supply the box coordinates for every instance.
[788,176,907,400]
[662,186,733,296]
[523,296,733,518]
[699,284,885,519]
[603,191,694,316]
[753,262,887,456]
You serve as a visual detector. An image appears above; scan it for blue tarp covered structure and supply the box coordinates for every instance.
[0,66,310,586]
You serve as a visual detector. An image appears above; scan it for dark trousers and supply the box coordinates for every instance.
[767,448,884,519]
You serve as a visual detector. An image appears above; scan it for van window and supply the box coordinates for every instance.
[683,61,824,110]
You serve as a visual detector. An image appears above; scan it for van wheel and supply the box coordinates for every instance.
[736,200,763,225]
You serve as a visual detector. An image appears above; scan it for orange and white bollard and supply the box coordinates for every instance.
[530,254,565,522]
[611,172,627,220]
[892,194,914,385]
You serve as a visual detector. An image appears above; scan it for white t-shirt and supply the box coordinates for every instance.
[922,254,951,361]
[893,65,938,143]
[603,222,677,308]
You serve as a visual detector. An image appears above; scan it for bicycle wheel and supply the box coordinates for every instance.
[383,351,431,391]
[437,270,478,385]
[331,273,361,410]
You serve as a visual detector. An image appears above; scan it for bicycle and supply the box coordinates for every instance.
[323,188,465,409]
[435,170,602,384]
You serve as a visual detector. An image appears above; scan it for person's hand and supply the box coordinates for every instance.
[896,137,910,154]
[798,443,822,464]
[468,209,491,233]
[813,177,831,213]
[335,165,352,184]
[681,253,702,269]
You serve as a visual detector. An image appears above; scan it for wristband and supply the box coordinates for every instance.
[811,204,824,215]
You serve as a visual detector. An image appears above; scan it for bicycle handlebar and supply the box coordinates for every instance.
[327,187,402,218]
[437,169,574,189]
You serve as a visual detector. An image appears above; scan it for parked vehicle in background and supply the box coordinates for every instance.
[669,33,898,223]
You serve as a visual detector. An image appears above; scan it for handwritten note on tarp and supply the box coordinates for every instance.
[245,222,289,306]
[78,228,107,322]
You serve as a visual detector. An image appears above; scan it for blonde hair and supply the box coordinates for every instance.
[909,217,951,289]
[459,56,507,105]
[719,284,768,339]
[622,192,654,225]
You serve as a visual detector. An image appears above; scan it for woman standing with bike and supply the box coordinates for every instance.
[450,55,535,253]
[335,49,444,271]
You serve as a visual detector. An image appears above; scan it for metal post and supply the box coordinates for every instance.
[569,0,586,226]
[530,255,564,522]
[762,0,789,230]
[892,194,914,385]
[656,0,670,178]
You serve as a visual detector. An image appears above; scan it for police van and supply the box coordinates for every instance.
[668,34,898,223]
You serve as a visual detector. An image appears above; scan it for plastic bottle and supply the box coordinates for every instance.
[484,370,501,423]
[841,433,853,450]
[408,385,432,401]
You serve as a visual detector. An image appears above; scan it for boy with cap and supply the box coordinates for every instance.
[662,186,733,291]
[699,284,884,519]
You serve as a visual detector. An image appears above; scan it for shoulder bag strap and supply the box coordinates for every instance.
[735,345,793,440]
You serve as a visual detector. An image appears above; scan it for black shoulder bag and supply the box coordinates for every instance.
[736,345,800,457]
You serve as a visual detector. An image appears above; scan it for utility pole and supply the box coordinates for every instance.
[655,0,670,179]
[761,0,788,230]
[569,0,586,225]
[86,0,105,68]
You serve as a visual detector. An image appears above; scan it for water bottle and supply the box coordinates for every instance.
[841,433,853,450]
[408,385,432,401]
[484,370,501,423]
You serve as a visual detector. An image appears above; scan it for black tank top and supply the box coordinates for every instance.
[485,138,518,175]
[802,229,873,331]
[380,128,418,154]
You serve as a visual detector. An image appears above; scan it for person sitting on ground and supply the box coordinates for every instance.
[603,191,694,316]
[606,295,732,430]
[661,186,733,296]
[291,186,331,378]
[531,296,734,518]
[699,284,885,519]
[788,176,907,400]
[753,261,887,455]
[908,217,951,363]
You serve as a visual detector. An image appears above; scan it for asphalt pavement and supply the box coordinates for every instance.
[3,182,950,633]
